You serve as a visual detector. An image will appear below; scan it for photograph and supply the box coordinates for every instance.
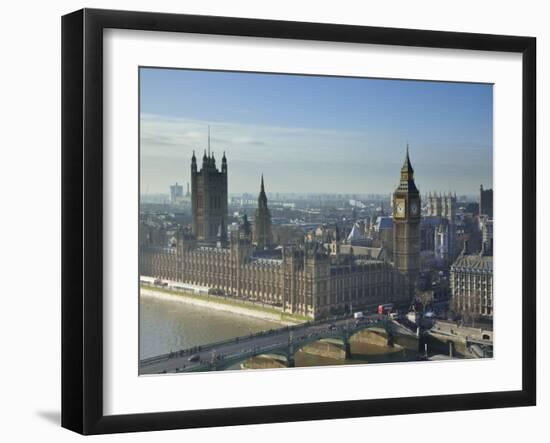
[138,68,494,375]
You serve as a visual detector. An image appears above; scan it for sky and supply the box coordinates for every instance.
[140,67,493,196]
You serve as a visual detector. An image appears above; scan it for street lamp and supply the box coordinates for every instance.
[210,349,216,367]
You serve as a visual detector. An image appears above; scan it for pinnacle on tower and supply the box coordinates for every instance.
[257,174,268,210]
[191,150,197,172]
[254,174,272,248]
[207,125,211,157]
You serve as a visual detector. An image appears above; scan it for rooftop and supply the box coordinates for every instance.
[452,253,493,272]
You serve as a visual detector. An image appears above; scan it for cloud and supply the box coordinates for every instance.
[140,114,492,195]
[140,113,380,163]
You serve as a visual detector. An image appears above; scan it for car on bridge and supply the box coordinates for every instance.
[188,354,200,362]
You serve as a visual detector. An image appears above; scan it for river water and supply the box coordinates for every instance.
[140,294,421,368]
[140,294,282,359]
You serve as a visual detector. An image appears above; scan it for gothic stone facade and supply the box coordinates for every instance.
[191,150,228,242]
[479,184,493,218]
[426,192,456,220]
[140,225,394,320]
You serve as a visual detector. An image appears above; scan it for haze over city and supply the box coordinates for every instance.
[140,68,493,196]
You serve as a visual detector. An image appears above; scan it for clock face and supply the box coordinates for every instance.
[410,201,419,216]
[394,199,405,218]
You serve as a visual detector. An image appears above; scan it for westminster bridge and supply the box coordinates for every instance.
[139,315,418,374]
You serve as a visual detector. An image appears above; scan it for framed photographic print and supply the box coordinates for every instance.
[61,8,536,435]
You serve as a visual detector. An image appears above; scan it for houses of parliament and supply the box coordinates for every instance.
[140,147,421,320]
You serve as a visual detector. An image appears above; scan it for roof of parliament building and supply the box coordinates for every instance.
[451,252,493,272]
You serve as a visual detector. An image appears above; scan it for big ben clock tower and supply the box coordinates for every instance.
[392,145,421,303]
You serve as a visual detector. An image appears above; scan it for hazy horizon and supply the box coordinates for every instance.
[141,190,479,200]
[140,68,493,196]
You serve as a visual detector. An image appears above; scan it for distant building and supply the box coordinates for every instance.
[463,202,479,215]
[479,184,493,218]
[349,199,367,209]
[170,182,184,205]
[426,192,456,221]
[434,220,451,265]
[450,241,493,319]
[479,217,494,255]
[420,216,439,252]
[423,192,457,265]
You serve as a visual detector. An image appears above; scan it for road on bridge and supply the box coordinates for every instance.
[140,314,384,374]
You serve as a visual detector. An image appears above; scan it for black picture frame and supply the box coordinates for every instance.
[61,8,536,435]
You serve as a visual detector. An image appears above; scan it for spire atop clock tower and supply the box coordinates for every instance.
[398,144,419,193]
[402,143,413,173]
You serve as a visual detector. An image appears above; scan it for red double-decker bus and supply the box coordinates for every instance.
[377,303,394,315]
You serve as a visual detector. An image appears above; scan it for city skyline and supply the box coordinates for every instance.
[140,68,493,195]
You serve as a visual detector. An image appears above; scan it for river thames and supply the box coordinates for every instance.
[140,293,421,369]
